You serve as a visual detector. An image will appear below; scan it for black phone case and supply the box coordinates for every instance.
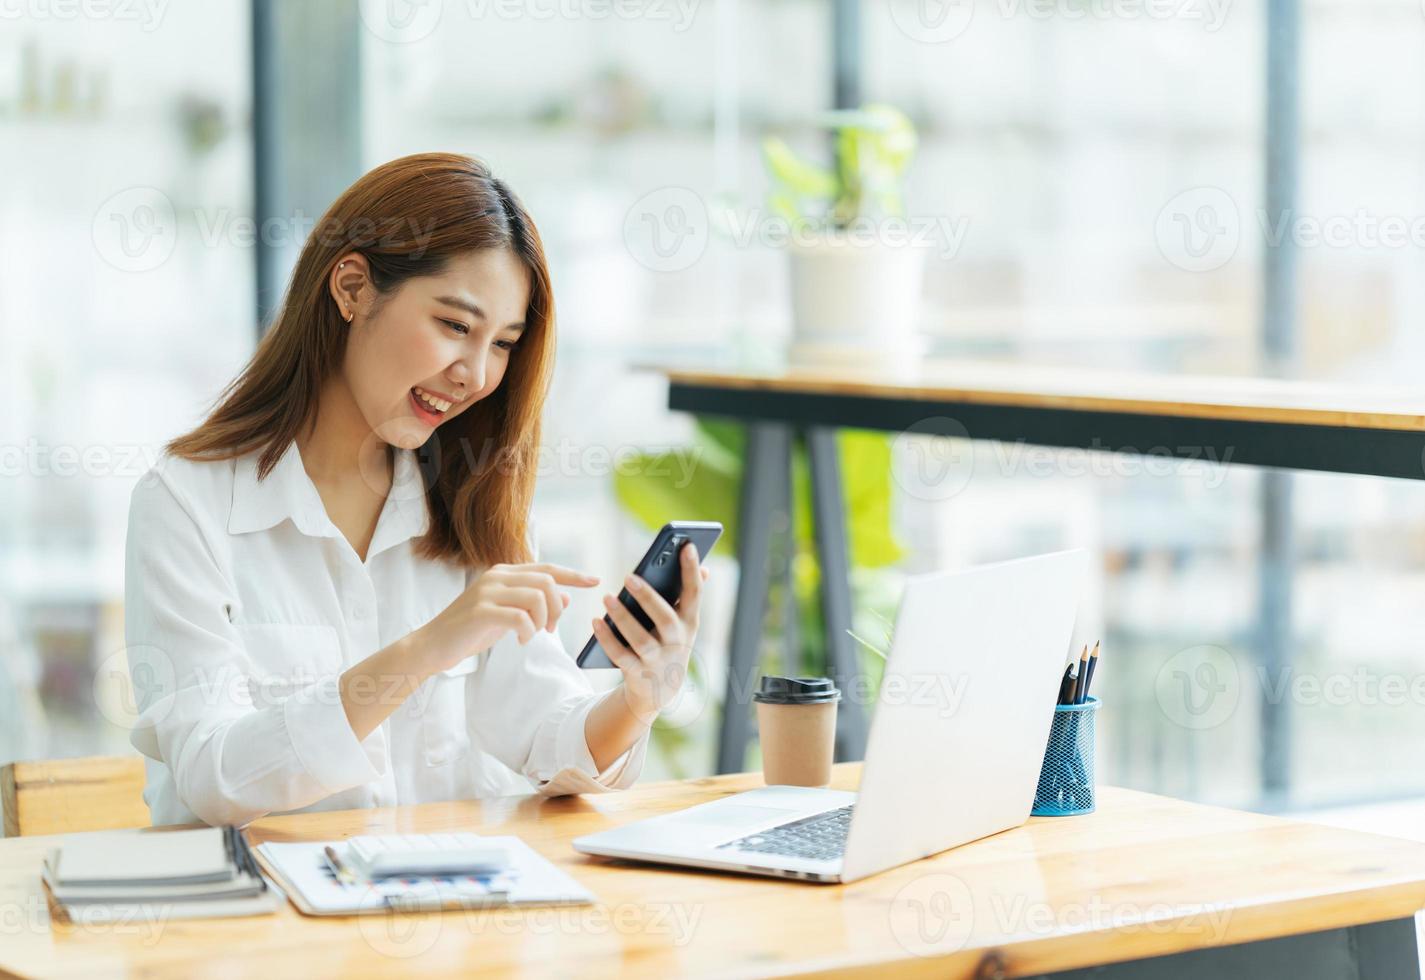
[576,521,723,668]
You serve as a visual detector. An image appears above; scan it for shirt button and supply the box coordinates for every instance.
[352,603,368,620]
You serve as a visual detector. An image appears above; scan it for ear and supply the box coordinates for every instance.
[329,251,370,324]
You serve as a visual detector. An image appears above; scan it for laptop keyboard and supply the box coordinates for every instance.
[716,805,855,862]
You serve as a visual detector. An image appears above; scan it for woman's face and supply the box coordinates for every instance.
[333,248,532,451]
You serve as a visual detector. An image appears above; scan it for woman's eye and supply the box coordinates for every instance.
[494,339,517,351]
[440,319,469,336]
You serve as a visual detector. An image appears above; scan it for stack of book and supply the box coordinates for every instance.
[42,825,284,921]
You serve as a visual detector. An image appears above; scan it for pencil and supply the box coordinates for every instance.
[1071,644,1090,704]
[1080,641,1101,702]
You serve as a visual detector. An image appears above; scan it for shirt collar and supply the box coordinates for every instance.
[228,440,431,556]
[368,445,432,559]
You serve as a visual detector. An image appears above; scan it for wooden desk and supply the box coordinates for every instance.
[2,765,1424,979]
[657,360,1425,773]
[663,360,1425,473]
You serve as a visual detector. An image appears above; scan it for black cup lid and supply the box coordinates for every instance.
[754,675,841,705]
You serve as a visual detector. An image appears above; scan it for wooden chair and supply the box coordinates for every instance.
[1,755,150,837]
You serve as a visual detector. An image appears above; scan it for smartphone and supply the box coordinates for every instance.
[576,521,723,668]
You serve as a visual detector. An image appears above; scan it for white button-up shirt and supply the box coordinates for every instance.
[123,439,647,828]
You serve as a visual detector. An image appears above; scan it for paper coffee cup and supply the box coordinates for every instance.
[754,676,840,787]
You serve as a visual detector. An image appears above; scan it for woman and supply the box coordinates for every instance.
[123,152,707,827]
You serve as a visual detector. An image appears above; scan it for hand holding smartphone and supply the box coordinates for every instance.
[576,521,722,669]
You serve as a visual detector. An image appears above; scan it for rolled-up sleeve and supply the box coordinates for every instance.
[462,520,650,796]
[124,477,383,827]
[464,627,648,796]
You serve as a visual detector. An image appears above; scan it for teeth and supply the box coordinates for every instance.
[413,388,451,412]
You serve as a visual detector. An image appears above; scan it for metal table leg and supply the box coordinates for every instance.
[806,427,868,762]
[716,422,793,774]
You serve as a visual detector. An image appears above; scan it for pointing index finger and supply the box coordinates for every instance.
[530,563,600,587]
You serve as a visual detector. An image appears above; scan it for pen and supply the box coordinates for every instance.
[324,845,358,887]
[231,827,268,892]
[1057,662,1077,706]
[1066,646,1087,704]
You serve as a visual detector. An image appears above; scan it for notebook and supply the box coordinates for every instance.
[254,833,594,916]
[42,826,285,920]
[49,827,234,886]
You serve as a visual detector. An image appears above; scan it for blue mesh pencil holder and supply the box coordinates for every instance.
[1031,697,1099,817]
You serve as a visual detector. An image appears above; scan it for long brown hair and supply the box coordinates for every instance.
[167,152,555,569]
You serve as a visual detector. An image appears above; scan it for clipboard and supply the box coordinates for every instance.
[253,835,594,916]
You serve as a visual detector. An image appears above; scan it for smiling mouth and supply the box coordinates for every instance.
[409,387,450,425]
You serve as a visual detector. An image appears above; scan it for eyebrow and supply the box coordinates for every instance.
[436,295,526,332]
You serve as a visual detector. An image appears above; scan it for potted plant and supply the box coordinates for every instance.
[762,103,928,370]
[613,419,906,776]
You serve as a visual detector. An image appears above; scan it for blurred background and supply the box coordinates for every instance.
[4,0,1425,834]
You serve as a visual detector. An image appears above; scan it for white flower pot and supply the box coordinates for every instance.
[786,232,928,372]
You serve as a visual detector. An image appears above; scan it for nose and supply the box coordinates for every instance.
[448,348,487,394]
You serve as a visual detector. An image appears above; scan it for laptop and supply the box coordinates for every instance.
[573,549,1088,884]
